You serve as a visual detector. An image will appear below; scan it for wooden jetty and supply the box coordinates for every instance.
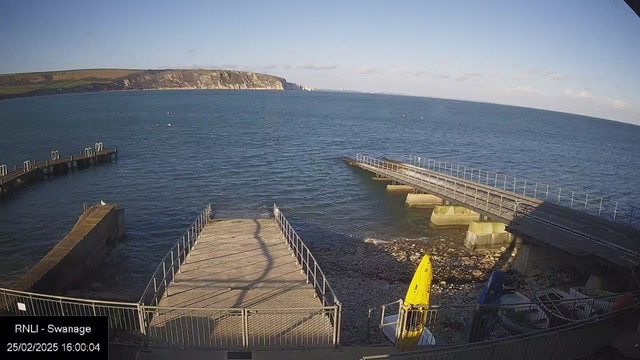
[0,143,117,197]
[140,205,341,350]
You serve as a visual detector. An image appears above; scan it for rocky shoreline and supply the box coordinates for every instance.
[310,235,589,346]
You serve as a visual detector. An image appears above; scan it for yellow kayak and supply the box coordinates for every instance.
[400,254,432,346]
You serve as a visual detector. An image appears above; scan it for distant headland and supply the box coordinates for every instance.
[0,69,304,100]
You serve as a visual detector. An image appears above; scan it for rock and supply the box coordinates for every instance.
[544,269,555,276]
[440,281,447,286]
[500,246,507,252]
[472,270,483,278]
[528,269,542,276]
[525,277,537,285]
[467,292,477,299]
[381,282,390,291]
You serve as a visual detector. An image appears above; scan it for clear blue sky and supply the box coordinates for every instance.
[1,0,639,124]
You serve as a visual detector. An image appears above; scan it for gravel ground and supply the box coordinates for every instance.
[310,235,589,346]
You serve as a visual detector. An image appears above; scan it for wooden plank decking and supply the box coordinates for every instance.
[149,218,334,349]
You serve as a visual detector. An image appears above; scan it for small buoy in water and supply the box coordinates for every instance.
[167,111,170,114]
[421,116,424,119]
[167,123,171,127]
[401,113,406,118]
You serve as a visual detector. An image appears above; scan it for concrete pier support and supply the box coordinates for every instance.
[511,242,575,276]
[405,193,443,208]
[386,184,415,192]
[464,221,513,251]
[430,205,480,227]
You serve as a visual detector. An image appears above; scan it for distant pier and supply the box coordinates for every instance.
[0,142,117,198]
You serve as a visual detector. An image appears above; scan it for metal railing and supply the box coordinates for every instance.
[355,154,640,265]
[273,203,342,346]
[357,154,522,222]
[139,204,212,306]
[1,203,341,350]
[379,291,629,350]
[365,299,640,360]
[0,287,143,344]
[407,155,639,228]
[140,304,339,350]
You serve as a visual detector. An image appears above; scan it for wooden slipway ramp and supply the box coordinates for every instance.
[148,218,334,349]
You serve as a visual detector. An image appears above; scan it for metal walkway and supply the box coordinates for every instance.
[347,154,640,268]
[139,204,341,350]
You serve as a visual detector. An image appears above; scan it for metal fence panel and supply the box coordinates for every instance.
[364,302,640,360]
[142,306,244,349]
[0,287,142,344]
[246,307,336,349]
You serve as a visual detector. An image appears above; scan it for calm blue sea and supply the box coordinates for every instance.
[1,90,639,298]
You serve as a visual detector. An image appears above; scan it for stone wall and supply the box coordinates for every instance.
[12,204,125,294]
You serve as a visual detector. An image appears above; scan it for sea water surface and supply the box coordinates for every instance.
[1,90,639,299]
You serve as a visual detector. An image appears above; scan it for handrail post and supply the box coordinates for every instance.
[598,198,603,216]
[182,236,187,264]
[242,308,249,349]
[137,303,147,336]
[571,191,575,207]
[177,242,181,273]
[474,188,478,208]
[171,250,176,281]
[153,278,158,306]
[614,202,618,220]
[486,192,489,211]
[585,194,588,209]
[322,278,327,307]
[332,304,339,346]
[306,250,310,283]
[162,261,167,297]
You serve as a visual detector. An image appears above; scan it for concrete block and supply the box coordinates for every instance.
[511,243,575,276]
[430,205,480,227]
[386,185,415,192]
[464,221,513,250]
[405,193,443,208]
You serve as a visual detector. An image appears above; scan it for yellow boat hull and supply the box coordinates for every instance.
[400,254,432,346]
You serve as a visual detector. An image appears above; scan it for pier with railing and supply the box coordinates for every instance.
[0,142,117,198]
